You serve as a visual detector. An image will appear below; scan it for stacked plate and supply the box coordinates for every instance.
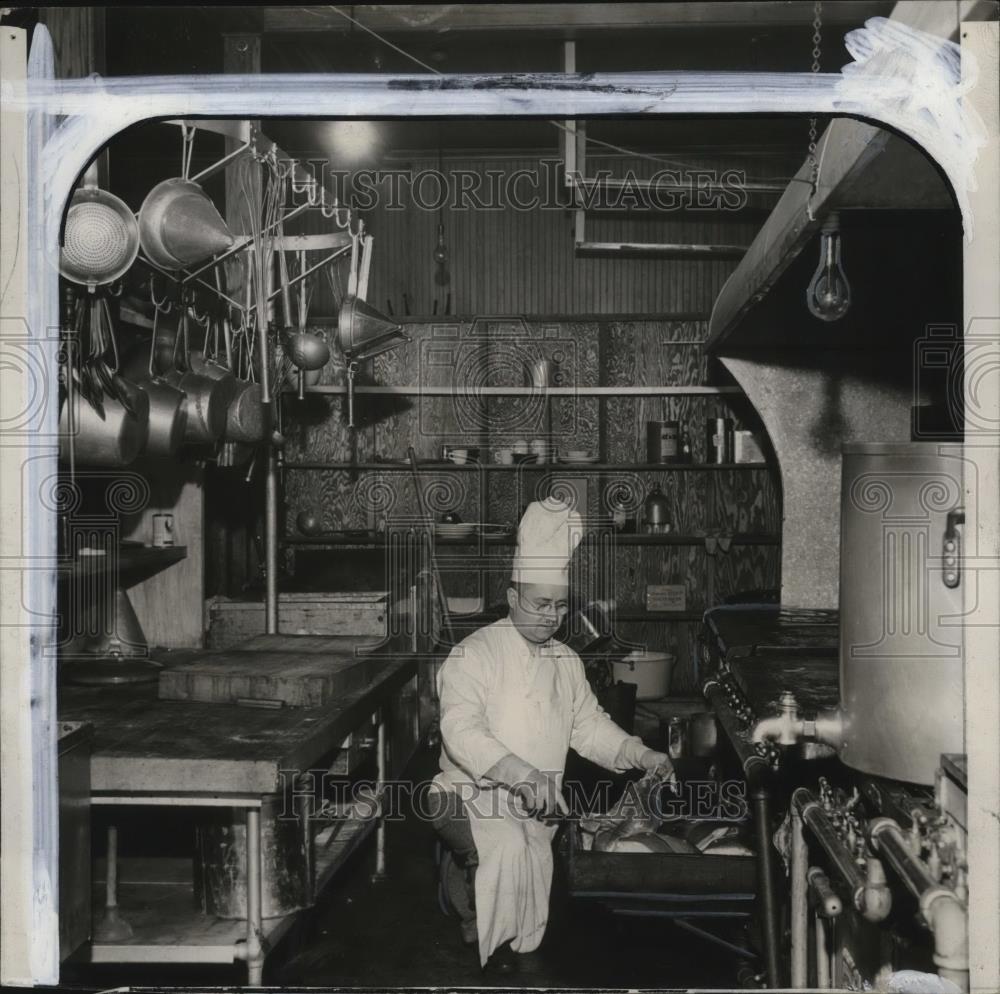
[560,451,600,464]
[435,522,476,539]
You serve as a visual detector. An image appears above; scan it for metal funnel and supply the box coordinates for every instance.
[139,178,234,270]
[337,296,410,361]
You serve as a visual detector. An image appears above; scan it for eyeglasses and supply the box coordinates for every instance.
[517,593,568,618]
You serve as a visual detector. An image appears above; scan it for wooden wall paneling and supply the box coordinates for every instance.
[120,461,206,648]
[711,547,779,601]
[353,153,760,316]
[39,6,105,78]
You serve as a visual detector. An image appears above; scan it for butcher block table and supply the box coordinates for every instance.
[59,635,418,984]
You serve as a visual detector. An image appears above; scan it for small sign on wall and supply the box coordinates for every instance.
[646,584,686,612]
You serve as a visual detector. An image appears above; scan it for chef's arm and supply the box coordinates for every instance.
[483,752,536,786]
[569,660,672,774]
[437,649,514,783]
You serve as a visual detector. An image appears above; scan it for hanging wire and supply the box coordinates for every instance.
[806,0,823,217]
[324,3,786,177]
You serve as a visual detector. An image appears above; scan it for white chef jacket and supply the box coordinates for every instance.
[433,617,647,964]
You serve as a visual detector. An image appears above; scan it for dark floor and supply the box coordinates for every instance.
[60,745,756,990]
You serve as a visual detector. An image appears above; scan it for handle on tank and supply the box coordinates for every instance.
[942,507,964,589]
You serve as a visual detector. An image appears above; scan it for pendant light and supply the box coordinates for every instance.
[806,213,851,322]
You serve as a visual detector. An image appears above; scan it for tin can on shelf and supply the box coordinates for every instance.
[152,512,175,547]
[706,418,734,464]
[646,420,680,463]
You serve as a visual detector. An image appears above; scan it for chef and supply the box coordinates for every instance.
[429,497,672,970]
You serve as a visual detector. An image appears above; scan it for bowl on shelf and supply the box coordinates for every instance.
[442,446,480,465]
[434,522,476,539]
[446,596,485,616]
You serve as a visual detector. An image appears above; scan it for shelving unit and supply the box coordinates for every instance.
[293,385,744,397]
[279,317,782,692]
[282,532,779,547]
[283,462,768,472]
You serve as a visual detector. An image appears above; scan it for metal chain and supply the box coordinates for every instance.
[807,0,823,196]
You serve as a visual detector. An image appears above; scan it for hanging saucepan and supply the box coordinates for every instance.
[138,178,234,271]
[132,303,189,456]
[163,307,228,443]
[59,298,149,467]
[59,188,141,290]
[187,310,238,409]
[218,314,267,443]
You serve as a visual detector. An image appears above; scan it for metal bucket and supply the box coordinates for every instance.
[195,795,310,919]
[838,442,965,784]
[612,650,675,701]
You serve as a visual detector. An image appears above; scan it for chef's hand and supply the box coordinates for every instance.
[511,768,569,819]
[638,749,675,779]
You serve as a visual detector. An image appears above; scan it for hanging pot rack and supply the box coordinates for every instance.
[117,119,364,317]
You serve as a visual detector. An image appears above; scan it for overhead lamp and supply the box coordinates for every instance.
[806,213,852,322]
[323,120,380,165]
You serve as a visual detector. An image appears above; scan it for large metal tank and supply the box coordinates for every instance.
[838,442,965,785]
[195,794,310,919]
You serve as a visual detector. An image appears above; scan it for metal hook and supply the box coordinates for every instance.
[150,275,174,314]
[181,123,197,181]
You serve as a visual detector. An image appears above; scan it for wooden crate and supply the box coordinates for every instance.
[205,592,388,650]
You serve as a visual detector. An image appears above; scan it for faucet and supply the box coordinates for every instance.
[751,691,845,750]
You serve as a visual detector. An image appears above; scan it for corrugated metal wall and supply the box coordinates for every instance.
[285,152,783,317]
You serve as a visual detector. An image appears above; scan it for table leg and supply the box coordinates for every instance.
[371,708,387,883]
[245,807,264,986]
[790,803,808,987]
[815,912,831,989]
[94,823,133,941]
[752,786,781,987]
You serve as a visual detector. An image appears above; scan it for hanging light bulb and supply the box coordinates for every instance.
[433,222,448,266]
[806,213,851,322]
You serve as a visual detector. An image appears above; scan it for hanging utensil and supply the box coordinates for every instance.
[60,188,140,290]
[133,301,188,457]
[58,301,149,467]
[163,303,228,443]
[138,178,235,271]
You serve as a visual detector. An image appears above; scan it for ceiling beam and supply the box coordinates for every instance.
[705,0,992,353]
[256,3,895,35]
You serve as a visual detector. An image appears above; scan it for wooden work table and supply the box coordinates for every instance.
[59,650,417,797]
[58,638,420,984]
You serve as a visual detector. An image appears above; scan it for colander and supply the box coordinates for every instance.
[60,189,140,288]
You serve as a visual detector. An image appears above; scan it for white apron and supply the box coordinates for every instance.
[462,641,570,964]
[434,618,638,966]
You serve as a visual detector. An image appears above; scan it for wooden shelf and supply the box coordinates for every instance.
[86,880,297,965]
[312,816,378,895]
[282,533,778,547]
[58,545,188,587]
[291,385,742,397]
[614,610,705,622]
[284,462,768,472]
